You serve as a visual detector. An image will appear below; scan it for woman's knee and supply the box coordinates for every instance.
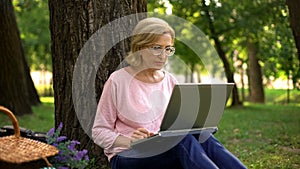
[177,134,201,151]
[181,134,197,144]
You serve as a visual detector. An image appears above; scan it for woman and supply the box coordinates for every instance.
[92,17,247,169]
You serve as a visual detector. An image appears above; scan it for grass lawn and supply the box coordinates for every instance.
[218,103,299,168]
[0,97,55,132]
[0,89,299,168]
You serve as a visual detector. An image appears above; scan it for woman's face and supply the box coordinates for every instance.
[139,34,174,70]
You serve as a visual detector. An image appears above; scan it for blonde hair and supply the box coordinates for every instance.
[125,17,175,67]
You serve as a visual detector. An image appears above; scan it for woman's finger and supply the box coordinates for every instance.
[132,130,148,138]
[137,128,151,136]
[131,128,152,139]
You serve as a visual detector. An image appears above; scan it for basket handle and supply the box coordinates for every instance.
[0,106,21,138]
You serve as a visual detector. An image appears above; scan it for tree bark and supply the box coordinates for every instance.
[286,0,300,62]
[247,41,265,103]
[48,0,147,168]
[0,0,40,116]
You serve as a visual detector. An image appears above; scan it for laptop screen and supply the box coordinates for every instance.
[160,83,234,131]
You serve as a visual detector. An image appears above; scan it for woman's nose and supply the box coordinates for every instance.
[158,50,167,59]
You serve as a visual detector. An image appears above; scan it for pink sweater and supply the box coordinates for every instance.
[92,68,177,161]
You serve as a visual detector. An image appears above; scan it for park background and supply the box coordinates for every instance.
[0,0,299,168]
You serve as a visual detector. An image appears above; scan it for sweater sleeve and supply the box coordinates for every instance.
[92,78,120,150]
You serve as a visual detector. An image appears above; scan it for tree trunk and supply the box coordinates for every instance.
[196,65,202,83]
[190,64,195,83]
[0,0,40,116]
[241,67,246,102]
[247,41,265,103]
[23,55,41,106]
[286,0,300,62]
[185,67,189,83]
[215,39,242,107]
[48,0,147,168]
[202,0,242,107]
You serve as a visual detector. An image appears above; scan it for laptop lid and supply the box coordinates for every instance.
[160,83,234,132]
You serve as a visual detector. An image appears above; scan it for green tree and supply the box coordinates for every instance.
[0,0,40,115]
[150,0,298,103]
[173,39,202,83]
[13,0,51,71]
[149,0,242,106]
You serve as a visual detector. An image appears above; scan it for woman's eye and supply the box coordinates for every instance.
[152,46,162,50]
[166,47,174,52]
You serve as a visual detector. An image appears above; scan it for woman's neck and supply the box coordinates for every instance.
[125,66,165,83]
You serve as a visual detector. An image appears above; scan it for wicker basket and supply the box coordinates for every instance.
[0,106,59,166]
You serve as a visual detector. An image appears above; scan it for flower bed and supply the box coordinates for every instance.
[45,122,90,169]
[0,122,92,169]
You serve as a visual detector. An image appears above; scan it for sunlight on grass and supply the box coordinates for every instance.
[40,97,54,104]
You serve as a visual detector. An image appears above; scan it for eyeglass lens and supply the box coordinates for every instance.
[149,46,175,56]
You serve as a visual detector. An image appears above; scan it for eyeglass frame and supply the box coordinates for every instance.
[147,45,176,57]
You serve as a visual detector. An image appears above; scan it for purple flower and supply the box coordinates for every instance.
[58,122,63,130]
[46,122,90,168]
[84,154,89,161]
[68,140,80,151]
[56,136,67,142]
[47,128,55,137]
[73,149,88,161]
[55,155,67,162]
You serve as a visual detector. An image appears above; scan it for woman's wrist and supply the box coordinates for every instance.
[113,135,132,148]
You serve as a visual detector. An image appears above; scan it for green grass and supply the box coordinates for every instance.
[0,97,55,132]
[0,89,299,168]
[218,103,300,169]
[219,88,300,168]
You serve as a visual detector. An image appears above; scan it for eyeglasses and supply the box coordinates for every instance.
[148,45,176,57]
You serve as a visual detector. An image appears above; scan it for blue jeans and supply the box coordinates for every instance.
[110,134,247,169]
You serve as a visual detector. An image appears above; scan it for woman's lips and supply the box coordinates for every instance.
[155,62,164,66]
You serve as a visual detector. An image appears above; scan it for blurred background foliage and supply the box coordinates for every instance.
[13,0,51,72]
[12,0,299,92]
[148,0,298,85]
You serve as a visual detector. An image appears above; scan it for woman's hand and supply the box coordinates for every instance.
[113,128,154,149]
[131,128,154,142]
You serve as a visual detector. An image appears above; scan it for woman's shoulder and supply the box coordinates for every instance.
[109,68,129,79]
[106,67,132,85]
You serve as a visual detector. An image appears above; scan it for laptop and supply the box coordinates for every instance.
[120,83,234,157]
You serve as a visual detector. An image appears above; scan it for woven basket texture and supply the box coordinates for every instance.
[0,106,58,164]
